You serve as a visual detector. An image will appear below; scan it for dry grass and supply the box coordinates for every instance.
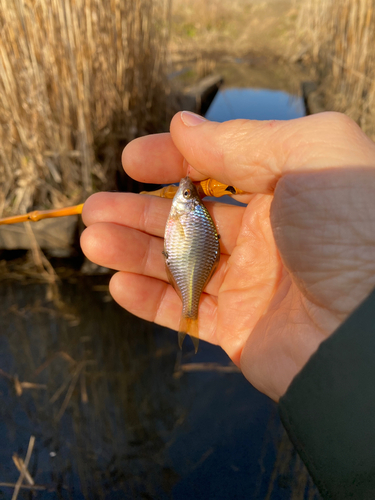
[170,0,299,66]
[298,0,375,139]
[0,0,170,217]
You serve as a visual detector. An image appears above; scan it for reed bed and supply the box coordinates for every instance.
[0,0,170,217]
[299,0,375,139]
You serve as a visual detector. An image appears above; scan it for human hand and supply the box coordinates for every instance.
[81,111,375,401]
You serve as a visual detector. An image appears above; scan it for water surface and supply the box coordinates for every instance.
[205,88,305,122]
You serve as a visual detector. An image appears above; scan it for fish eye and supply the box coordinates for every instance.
[183,188,191,199]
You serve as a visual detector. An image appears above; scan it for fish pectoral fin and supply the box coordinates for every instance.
[175,218,185,239]
[178,316,199,353]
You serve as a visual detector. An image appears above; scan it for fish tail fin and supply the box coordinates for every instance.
[178,316,199,353]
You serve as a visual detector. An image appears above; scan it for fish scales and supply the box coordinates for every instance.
[164,177,220,352]
[166,205,218,316]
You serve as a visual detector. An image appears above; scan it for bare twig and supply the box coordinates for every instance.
[13,375,22,397]
[174,361,241,378]
[12,455,34,485]
[49,375,73,405]
[11,435,35,500]
[35,351,77,377]
[55,361,89,421]
[178,362,241,373]
[0,369,46,396]
[20,382,47,390]
[0,368,12,380]
[80,369,89,404]
[0,483,46,491]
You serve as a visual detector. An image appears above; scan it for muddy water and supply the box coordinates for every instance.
[0,75,321,499]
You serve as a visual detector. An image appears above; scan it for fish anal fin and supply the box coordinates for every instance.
[178,316,199,353]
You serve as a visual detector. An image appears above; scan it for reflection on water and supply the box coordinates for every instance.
[0,85,320,499]
[205,88,305,122]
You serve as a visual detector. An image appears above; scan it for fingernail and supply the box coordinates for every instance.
[181,111,206,127]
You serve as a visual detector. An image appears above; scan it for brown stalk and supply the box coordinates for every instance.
[0,483,46,491]
[12,455,34,485]
[55,361,87,421]
[11,435,35,500]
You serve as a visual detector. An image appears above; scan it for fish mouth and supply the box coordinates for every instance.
[180,176,193,186]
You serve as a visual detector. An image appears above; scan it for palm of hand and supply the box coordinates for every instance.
[204,189,336,403]
[240,168,375,400]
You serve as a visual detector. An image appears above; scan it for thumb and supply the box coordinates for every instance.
[170,111,375,194]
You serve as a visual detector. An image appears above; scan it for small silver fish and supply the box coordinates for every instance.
[163,177,220,352]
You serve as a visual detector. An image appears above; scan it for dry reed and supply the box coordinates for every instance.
[0,0,170,217]
[298,0,375,139]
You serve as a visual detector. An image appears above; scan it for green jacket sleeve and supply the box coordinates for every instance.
[279,288,375,500]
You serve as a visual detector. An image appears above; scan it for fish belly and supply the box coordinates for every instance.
[164,204,219,350]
